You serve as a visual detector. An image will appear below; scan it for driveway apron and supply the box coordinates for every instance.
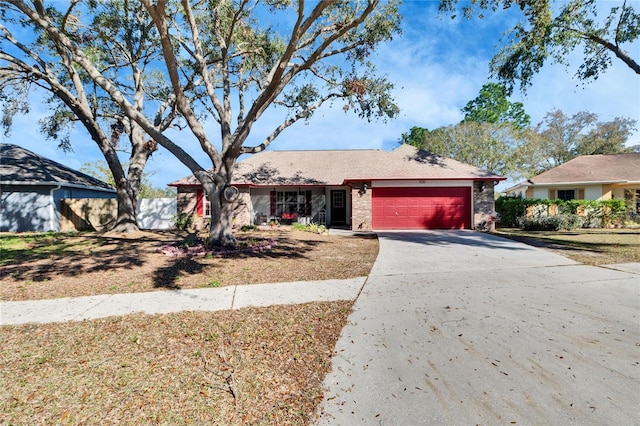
[316,230,640,425]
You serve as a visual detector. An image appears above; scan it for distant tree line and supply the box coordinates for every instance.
[400,82,638,180]
[80,161,176,199]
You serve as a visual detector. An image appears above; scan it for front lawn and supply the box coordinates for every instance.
[495,228,640,265]
[1,228,378,425]
[1,302,351,425]
[1,228,378,301]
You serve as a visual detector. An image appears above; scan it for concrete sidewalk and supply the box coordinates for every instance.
[316,231,640,425]
[0,277,366,326]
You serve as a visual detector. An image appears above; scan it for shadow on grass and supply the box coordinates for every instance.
[151,236,323,289]
[499,234,608,253]
[153,257,205,289]
[1,230,360,292]
[0,231,184,282]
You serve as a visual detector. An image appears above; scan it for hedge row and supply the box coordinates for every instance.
[495,197,627,229]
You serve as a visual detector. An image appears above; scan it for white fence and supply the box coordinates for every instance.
[137,198,176,230]
[60,197,177,231]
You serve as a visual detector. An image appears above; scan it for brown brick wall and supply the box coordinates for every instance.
[177,188,198,216]
[473,181,496,231]
[350,182,372,231]
[231,188,251,228]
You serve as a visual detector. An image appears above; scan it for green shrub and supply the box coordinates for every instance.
[496,197,629,229]
[521,214,585,231]
[292,222,327,234]
[603,199,627,226]
[495,197,536,227]
[174,212,193,231]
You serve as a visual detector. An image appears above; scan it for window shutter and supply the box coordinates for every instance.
[548,189,556,200]
[577,188,585,200]
[270,191,276,216]
[305,190,312,215]
[196,189,204,216]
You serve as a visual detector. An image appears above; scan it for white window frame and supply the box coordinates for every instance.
[332,190,344,208]
[203,192,211,217]
[275,190,309,217]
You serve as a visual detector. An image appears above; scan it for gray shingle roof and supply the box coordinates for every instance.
[0,143,115,191]
[530,153,640,184]
[169,144,503,186]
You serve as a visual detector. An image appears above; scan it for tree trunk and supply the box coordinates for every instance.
[112,179,139,232]
[108,128,155,233]
[203,181,237,247]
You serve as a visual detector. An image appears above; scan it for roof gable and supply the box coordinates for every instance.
[0,144,115,191]
[169,144,503,187]
[530,153,640,184]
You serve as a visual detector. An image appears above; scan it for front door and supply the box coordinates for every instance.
[330,190,347,225]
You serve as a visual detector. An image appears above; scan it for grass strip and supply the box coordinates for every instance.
[1,302,352,425]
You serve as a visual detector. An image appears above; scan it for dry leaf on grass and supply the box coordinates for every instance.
[1,302,353,425]
[1,229,379,301]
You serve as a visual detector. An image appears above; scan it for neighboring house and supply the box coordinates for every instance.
[504,153,640,213]
[169,144,505,231]
[0,143,116,232]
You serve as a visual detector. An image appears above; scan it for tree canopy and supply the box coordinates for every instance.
[402,109,638,180]
[402,121,527,178]
[439,0,640,92]
[401,78,637,181]
[401,82,532,178]
[1,0,401,246]
[528,109,638,172]
[461,82,530,129]
[1,0,174,231]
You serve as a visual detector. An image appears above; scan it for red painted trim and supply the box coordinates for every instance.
[196,189,204,216]
[343,177,507,183]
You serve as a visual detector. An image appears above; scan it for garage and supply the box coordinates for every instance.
[371,187,471,230]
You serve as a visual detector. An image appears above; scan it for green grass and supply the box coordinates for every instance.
[496,228,640,265]
[0,233,100,265]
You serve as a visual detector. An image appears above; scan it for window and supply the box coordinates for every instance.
[557,189,575,201]
[197,189,211,217]
[203,193,211,217]
[271,190,311,218]
[332,191,344,208]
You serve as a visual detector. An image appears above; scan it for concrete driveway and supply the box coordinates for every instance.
[316,231,640,425]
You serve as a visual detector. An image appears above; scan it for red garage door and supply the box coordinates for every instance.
[372,187,471,230]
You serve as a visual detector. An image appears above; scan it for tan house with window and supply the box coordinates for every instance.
[168,144,505,231]
[505,153,640,213]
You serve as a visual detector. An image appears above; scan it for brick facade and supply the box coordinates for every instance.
[350,181,372,231]
[473,180,496,232]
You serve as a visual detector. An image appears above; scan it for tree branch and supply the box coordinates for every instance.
[242,92,341,154]
[141,0,223,175]
[584,33,640,74]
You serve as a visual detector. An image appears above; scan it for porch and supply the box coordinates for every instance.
[249,187,348,227]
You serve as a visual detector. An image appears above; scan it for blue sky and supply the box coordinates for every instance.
[2,1,639,190]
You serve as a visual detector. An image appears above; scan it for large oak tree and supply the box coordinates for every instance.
[439,0,639,92]
[1,0,176,232]
[1,0,401,246]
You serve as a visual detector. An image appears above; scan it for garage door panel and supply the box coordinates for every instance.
[372,187,471,230]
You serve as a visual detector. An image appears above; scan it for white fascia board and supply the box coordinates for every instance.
[529,180,627,187]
